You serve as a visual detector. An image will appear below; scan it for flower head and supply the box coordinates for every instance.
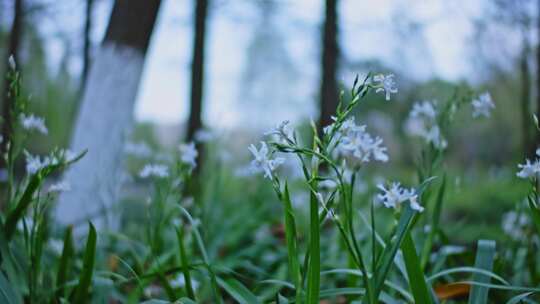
[472,92,495,118]
[335,117,388,166]
[405,101,447,150]
[265,120,294,143]
[8,55,16,70]
[139,164,169,179]
[179,142,198,168]
[48,180,71,193]
[20,113,48,135]
[373,73,398,101]
[517,159,540,179]
[376,182,423,212]
[248,141,284,179]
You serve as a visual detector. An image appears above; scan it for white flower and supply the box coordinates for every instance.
[194,129,214,143]
[8,55,16,70]
[376,182,423,212]
[373,73,398,101]
[24,152,47,175]
[410,100,437,119]
[335,117,388,166]
[472,92,495,118]
[502,211,529,240]
[265,120,294,143]
[124,141,152,158]
[516,159,540,179]
[48,239,64,255]
[248,141,284,179]
[405,101,447,150]
[20,113,48,135]
[48,181,71,193]
[139,164,169,178]
[170,274,200,290]
[179,142,198,168]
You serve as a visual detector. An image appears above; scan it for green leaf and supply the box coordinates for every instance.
[306,166,320,304]
[70,222,97,303]
[282,183,302,302]
[3,150,86,241]
[0,271,22,304]
[506,292,534,304]
[468,240,496,304]
[217,277,260,304]
[178,297,198,304]
[401,232,433,304]
[527,197,540,237]
[176,227,196,300]
[368,205,416,303]
[3,175,42,240]
[421,176,446,269]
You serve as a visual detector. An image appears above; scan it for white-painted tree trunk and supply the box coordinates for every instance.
[55,43,144,230]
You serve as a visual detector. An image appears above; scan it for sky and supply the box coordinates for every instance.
[32,0,487,129]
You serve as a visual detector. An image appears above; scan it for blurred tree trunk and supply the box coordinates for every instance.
[1,0,23,164]
[318,0,339,135]
[56,0,161,231]
[80,0,94,93]
[537,0,540,149]
[520,41,531,156]
[186,0,208,142]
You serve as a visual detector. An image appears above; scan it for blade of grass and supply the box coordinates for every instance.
[0,271,22,304]
[363,205,416,304]
[217,277,260,304]
[401,232,433,304]
[70,222,97,303]
[468,240,496,304]
[506,292,534,304]
[282,183,302,303]
[176,227,196,300]
[421,176,446,270]
[527,196,540,236]
[306,149,320,304]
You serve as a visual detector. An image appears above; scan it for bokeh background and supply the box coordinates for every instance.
[0,0,536,242]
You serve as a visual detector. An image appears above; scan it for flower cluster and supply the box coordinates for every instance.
[404,100,447,150]
[124,141,153,158]
[48,180,71,193]
[24,150,76,175]
[248,141,285,179]
[20,113,48,135]
[334,117,388,167]
[265,120,294,143]
[179,142,198,169]
[373,74,398,101]
[516,149,540,179]
[471,92,495,118]
[139,164,169,179]
[376,182,424,212]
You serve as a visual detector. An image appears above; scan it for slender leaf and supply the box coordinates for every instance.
[282,183,302,302]
[468,240,496,304]
[176,227,196,300]
[0,271,22,304]
[55,226,74,301]
[506,292,534,304]
[401,232,433,304]
[217,277,260,304]
[70,222,97,303]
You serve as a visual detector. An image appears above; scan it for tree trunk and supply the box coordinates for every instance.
[318,0,339,135]
[1,0,23,163]
[186,0,208,142]
[55,0,161,230]
[537,0,540,149]
[520,43,531,156]
[80,0,94,93]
